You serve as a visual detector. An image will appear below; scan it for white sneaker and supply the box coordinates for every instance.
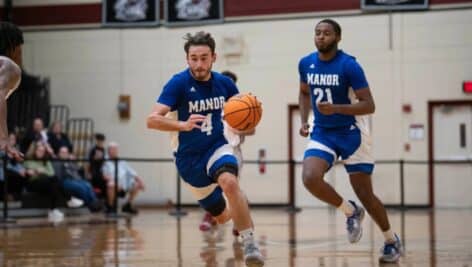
[48,209,64,223]
[243,241,265,267]
[67,197,84,208]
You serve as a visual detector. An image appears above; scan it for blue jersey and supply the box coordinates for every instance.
[157,69,239,156]
[298,50,369,129]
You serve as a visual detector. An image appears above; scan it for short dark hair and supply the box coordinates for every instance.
[0,22,24,56]
[317,19,342,36]
[221,70,237,83]
[184,31,216,54]
[95,133,105,141]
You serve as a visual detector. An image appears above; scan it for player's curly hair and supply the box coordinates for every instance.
[183,31,216,55]
[317,19,342,36]
[0,22,23,56]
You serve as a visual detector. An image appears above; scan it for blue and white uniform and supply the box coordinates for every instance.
[299,50,374,174]
[158,69,239,213]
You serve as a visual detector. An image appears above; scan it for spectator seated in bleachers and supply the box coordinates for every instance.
[47,121,73,155]
[102,142,145,215]
[23,141,64,222]
[0,133,27,201]
[21,117,54,157]
[53,146,102,213]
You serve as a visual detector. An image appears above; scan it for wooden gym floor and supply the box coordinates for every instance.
[1,208,471,266]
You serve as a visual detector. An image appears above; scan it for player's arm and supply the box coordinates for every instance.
[317,87,375,116]
[0,57,21,139]
[226,125,255,136]
[0,56,21,94]
[242,128,255,136]
[318,58,375,116]
[146,103,206,132]
[298,81,311,137]
[0,57,22,159]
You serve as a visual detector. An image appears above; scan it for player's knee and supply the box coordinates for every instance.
[302,168,324,188]
[212,163,238,182]
[218,174,240,196]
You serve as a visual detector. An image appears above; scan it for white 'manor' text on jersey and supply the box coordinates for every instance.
[188,96,226,113]
[306,73,340,86]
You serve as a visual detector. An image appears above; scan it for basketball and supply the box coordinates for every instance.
[223,93,262,131]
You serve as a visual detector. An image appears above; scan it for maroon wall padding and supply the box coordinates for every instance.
[1,4,101,26]
[0,0,470,26]
[224,0,359,17]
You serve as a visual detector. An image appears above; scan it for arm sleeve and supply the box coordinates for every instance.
[124,162,138,177]
[45,162,55,176]
[345,59,369,90]
[298,58,307,83]
[23,160,32,170]
[102,162,113,177]
[157,77,182,111]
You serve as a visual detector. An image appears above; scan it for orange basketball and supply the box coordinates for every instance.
[223,93,262,131]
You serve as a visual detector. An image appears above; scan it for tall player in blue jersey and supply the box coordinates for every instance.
[147,31,264,267]
[298,19,403,263]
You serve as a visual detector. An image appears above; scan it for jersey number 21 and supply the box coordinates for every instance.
[313,88,333,103]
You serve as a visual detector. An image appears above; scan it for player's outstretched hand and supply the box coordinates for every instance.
[299,123,310,137]
[317,101,336,115]
[181,114,207,131]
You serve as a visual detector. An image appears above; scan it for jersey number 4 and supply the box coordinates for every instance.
[313,88,333,104]
[201,113,213,135]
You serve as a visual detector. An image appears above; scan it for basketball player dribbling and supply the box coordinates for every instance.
[0,22,24,160]
[298,19,403,263]
[199,70,256,242]
[147,31,264,267]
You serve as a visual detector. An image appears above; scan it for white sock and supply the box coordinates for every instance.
[337,199,355,216]
[383,229,396,243]
[240,228,255,243]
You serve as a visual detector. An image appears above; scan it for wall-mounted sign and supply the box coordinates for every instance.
[164,0,224,27]
[361,0,429,10]
[103,0,159,27]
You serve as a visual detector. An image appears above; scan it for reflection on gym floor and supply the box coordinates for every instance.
[1,208,471,266]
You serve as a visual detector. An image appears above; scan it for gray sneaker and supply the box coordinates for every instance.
[243,241,265,267]
[346,200,365,243]
[379,233,403,263]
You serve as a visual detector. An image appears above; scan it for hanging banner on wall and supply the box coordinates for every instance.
[164,0,224,27]
[361,0,429,10]
[102,0,159,26]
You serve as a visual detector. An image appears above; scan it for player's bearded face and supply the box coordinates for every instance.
[314,23,339,53]
[187,45,216,81]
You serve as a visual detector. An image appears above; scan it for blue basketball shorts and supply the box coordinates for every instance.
[304,121,374,174]
[175,143,239,213]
